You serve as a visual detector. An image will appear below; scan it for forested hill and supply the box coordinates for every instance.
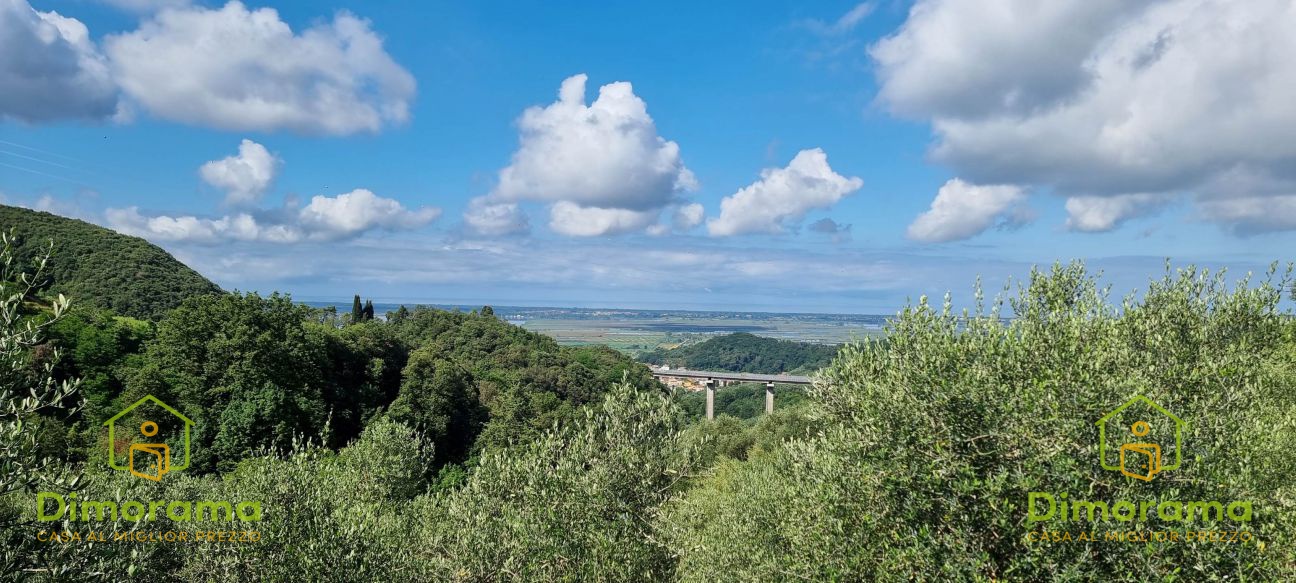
[639,332,839,374]
[1,205,222,319]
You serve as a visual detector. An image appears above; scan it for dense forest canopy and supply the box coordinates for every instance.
[640,332,839,374]
[0,205,222,320]
[37,292,659,476]
[2,227,1294,580]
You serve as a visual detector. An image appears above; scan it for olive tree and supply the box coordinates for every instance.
[661,262,1296,581]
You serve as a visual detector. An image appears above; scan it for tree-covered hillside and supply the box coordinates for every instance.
[640,332,839,374]
[35,289,661,474]
[0,205,222,320]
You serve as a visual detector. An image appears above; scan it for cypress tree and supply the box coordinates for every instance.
[363,300,375,321]
[351,294,363,324]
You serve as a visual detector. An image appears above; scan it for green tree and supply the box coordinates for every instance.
[327,321,407,442]
[390,306,662,455]
[127,293,339,472]
[388,350,486,465]
[46,307,153,434]
[351,294,363,325]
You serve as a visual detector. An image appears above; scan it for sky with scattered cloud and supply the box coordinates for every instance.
[2,0,1292,313]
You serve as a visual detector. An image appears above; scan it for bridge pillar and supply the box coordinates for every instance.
[765,382,775,414]
[705,379,715,421]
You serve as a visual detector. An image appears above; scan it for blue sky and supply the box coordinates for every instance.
[2,0,1292,313]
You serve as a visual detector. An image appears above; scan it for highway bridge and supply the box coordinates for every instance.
[648,367,813,420]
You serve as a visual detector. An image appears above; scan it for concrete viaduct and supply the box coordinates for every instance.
[648,367,813,420]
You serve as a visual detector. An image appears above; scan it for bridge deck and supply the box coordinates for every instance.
[649,367,812,385]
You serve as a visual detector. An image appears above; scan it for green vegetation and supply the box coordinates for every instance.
[0,205,222,320]
[659,263,1296,580]
[387,305,659,455]
[349,294,375,324]
[640,332,839,374]
[2,227,1294,581]
[43,307,153,461]
[0,232,80,515]
[33,292,658,476]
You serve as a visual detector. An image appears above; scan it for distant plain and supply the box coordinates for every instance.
[304,301,887,355]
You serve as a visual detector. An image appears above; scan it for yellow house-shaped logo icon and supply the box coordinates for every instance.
[1095,395,1186,481]
[103,395,194,481]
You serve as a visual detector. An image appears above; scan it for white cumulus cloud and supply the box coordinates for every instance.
[199,139,280,206]
[871,0,1142,121]
[298,189,439,237]
[106,208,276,244]
[467,74,697,236]
[906,179,1029,243]
[104,1,415,135]
[0,0,119,122]
[463,199,529,236]
[107,188,438,244]
[672,203,705,232]
[548,201,660,237]
[1196,196,1296,235]
[871,0,1296,234]
[1065,193,1171,232]
[707,148,862,237]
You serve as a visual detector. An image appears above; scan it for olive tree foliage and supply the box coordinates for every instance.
[0,418,432,583]
[0,233,86,580]
[0,232,81,511]
[661,262,1296,581]
[409,380,699,581]
[4,468,190,581]
[174,418,434,582]
[674,402,823,468]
